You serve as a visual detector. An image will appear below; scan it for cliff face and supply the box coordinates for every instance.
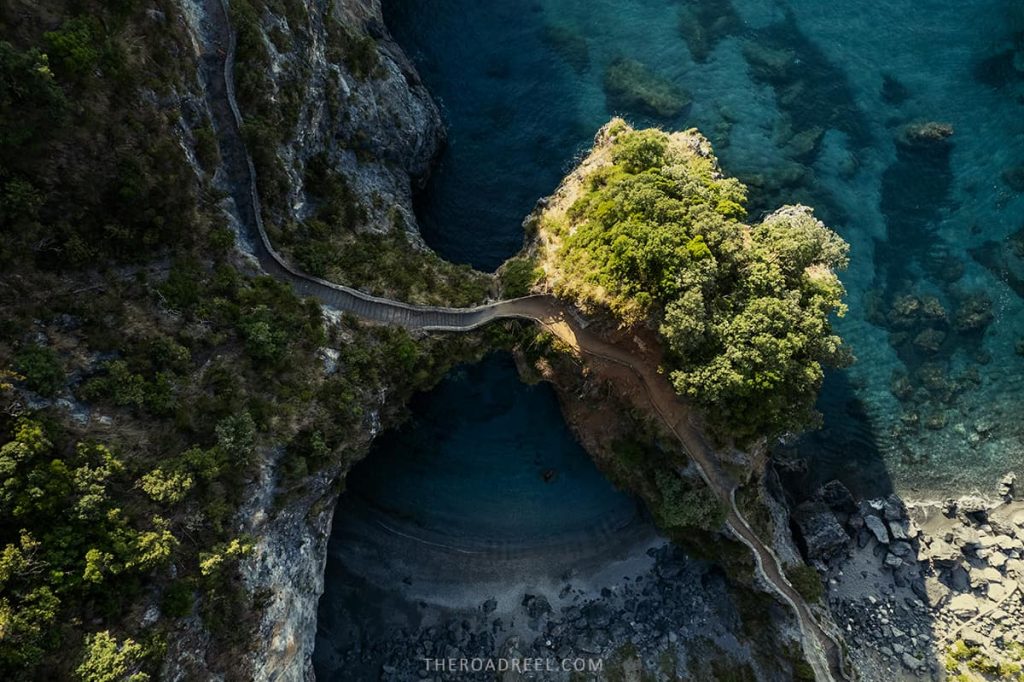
[165,1,445,679]
[276,0,443,235]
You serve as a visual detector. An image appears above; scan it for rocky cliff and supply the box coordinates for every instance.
[165,1,447,679]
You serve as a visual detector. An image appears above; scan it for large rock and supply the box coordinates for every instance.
[998,472,1017,500]
[901,653,924,671]
[922,576,951,607]
[793,501,849,561]
[922,537,961,565]
[864,514,890,544]
[949,525,980,549]
[949,593,981,619]
[882,495,907,522]
[889,541,915,558]
[818,480,857,513]
[988,582,1008,601]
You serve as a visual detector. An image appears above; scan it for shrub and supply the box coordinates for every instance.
[193,125,220,173]
[13,344,64,397]
[76,631,149,682]
[611,128,668,173]
[327,23,380,80]
[139,468,194,505]
[498,256,541,297]
[653,470,725,531]
[785,564,824,603]
[160,581,194,618]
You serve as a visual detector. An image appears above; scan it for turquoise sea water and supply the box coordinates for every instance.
[384,0,1024,498]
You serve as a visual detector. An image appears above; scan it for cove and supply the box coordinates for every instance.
[341,353,640,549]
[313,355,661,680]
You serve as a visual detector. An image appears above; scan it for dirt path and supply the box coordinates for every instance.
[523,306,853,682]
[196,3,852,679]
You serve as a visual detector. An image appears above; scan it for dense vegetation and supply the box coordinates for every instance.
[270,153,491,306]
[0,0,500,678]
[540,120,849,441]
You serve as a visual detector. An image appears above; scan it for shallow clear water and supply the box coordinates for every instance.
[343,353,637,546]
[384,0,1024,498]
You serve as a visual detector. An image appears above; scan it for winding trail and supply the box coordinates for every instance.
[196,1,853,679]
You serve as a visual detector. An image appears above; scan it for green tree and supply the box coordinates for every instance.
[76,630,149,682]
[139,468,194,505]
[44,18,103,79]
[654,470,725,531]
[544,121,848,440]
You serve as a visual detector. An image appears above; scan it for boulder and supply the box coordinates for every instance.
[998,472,1017,500]
[923,537,961,565]
[996,535,1023,551]
[988,582,1007,601]
[848,513,865,531]
[955,496,990,523]
[901,653,924,671]
[883,495,906,522]
[793,501,849,561]
[889,541,915,558]
[949,593,980,619]
[865,515,890,544]
[961,627,987,648]
[981,567,1003,582]
[950,564,971,592]
[818,480,857,513]
[949,525,980,549]
[884,553,904,569]
[922,576,951,607]
[521,594,551,619]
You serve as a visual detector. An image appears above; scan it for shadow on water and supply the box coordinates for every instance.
[875,131,956,298]
[774,370,894,503]
[745,10,874,153]
[384,0,593,270]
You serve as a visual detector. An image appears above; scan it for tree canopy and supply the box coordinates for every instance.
[541,121,849,440]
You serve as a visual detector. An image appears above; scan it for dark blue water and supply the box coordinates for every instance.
[384,0,1024,497]
[385,1,690,271]
[344,353,637,546]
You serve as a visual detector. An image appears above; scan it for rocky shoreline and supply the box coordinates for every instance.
[317,539,773,682]
[795,473,1024,680]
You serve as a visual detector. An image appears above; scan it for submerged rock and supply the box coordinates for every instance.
[897,121,954,148]
[1002,165,1024,193]
[602,57,690,118]
[913,328,946,353]
[954,292,994,332]
[541,24,590,73]
[881,73,910,105]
